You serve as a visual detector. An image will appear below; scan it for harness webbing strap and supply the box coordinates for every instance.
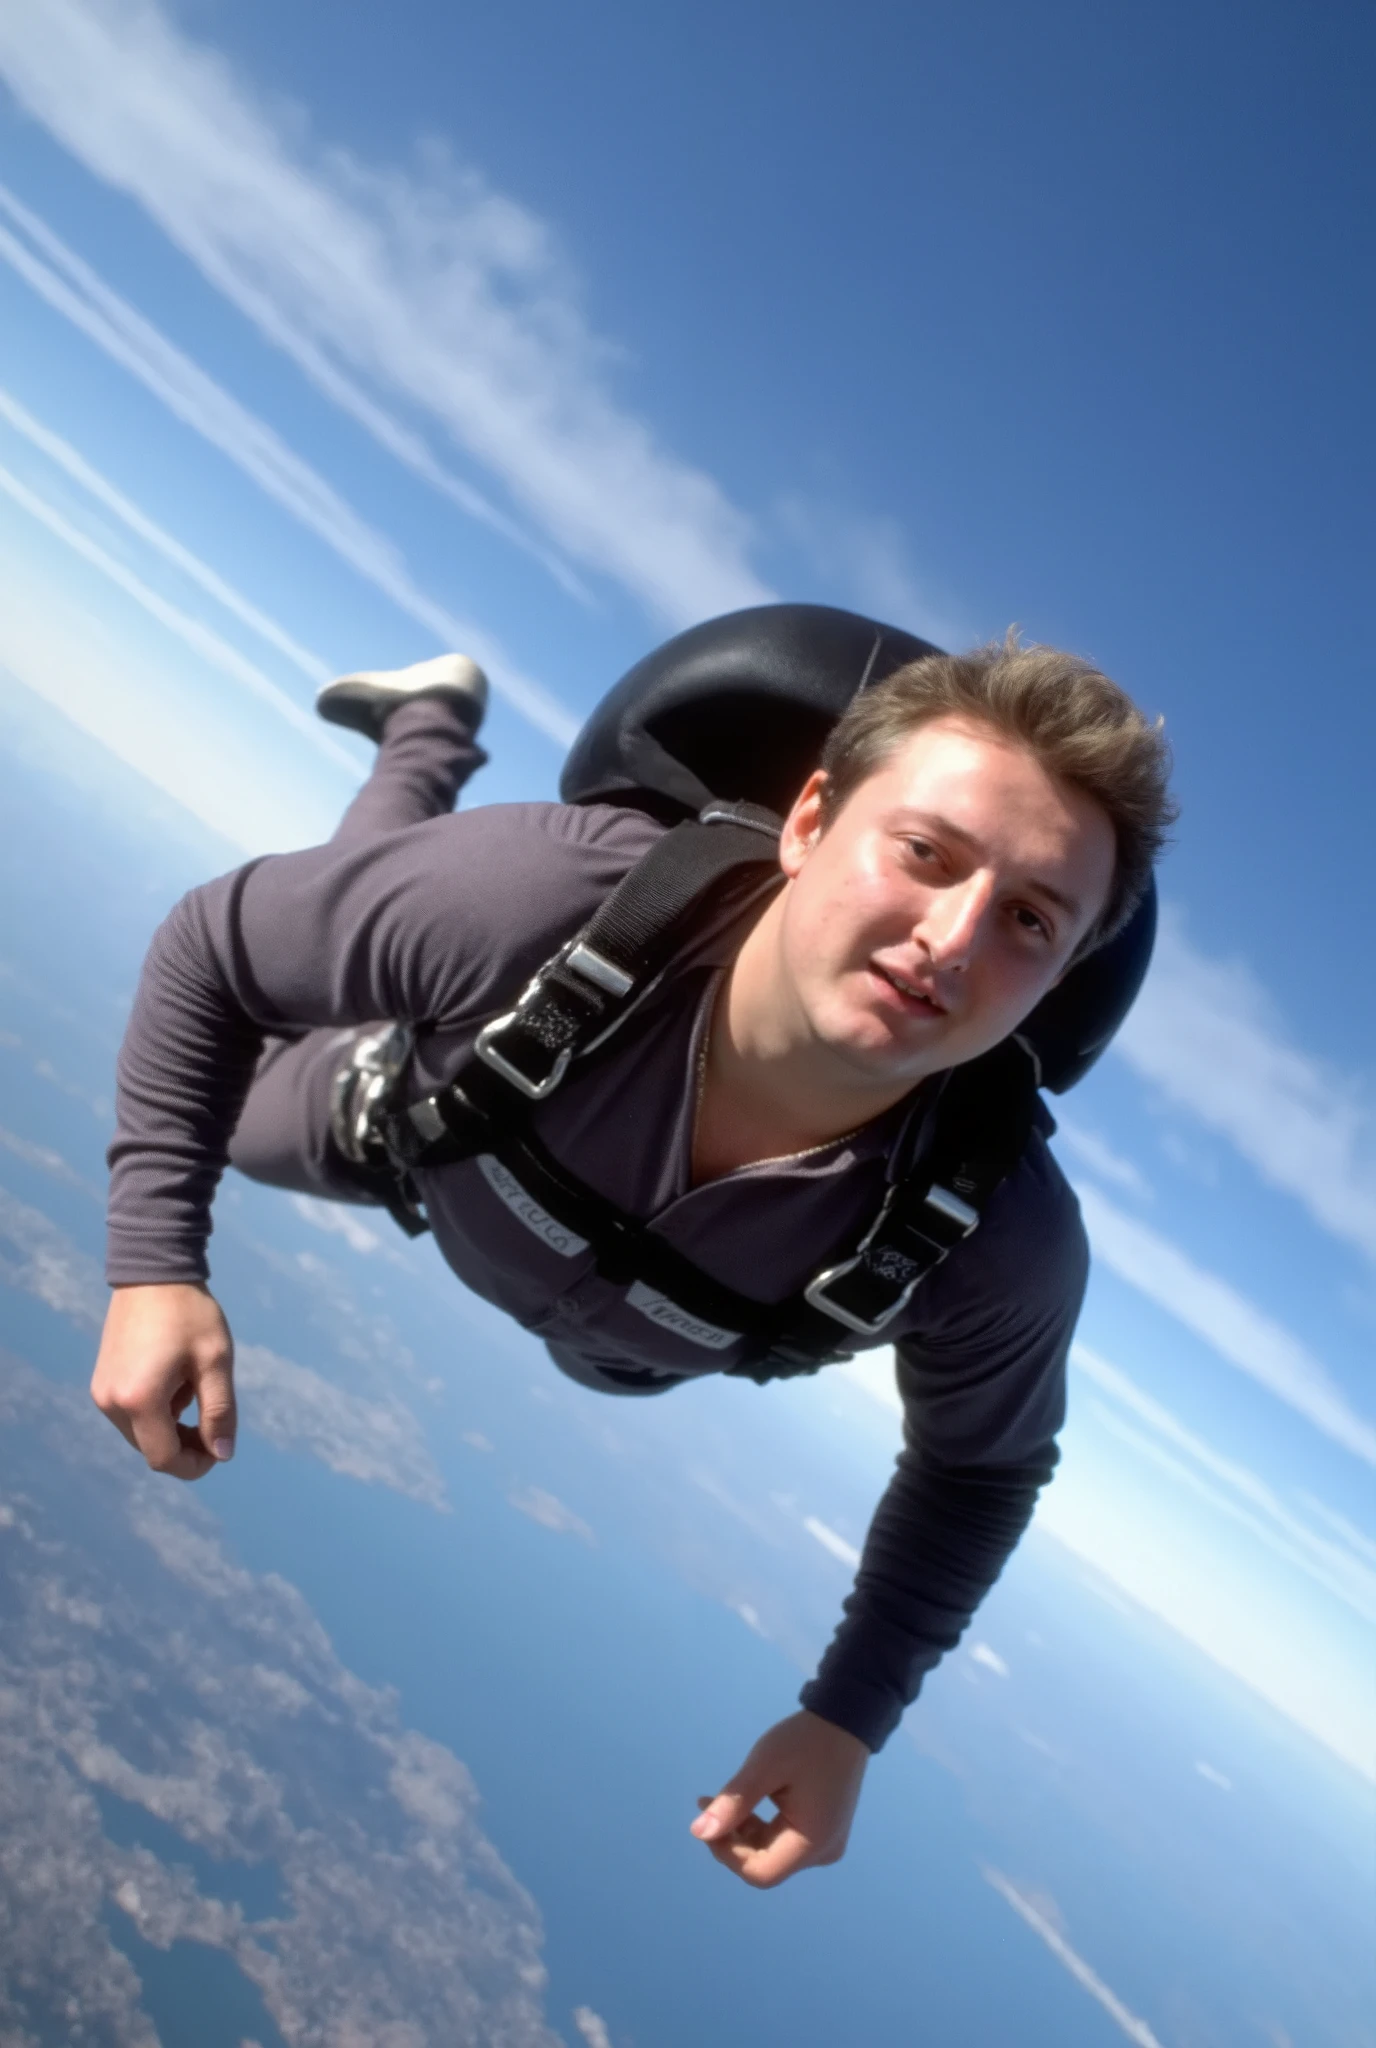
[449,1076,782,1341]
[579,806,780,975]
[364,809,1043,1382]
[462,811,782,1100]
[790,1039,1036,1338]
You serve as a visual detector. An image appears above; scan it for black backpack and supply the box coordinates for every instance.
[375,603,1155,1380]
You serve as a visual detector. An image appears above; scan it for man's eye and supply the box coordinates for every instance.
[904,837,937,861]
[1013,906,1052,940]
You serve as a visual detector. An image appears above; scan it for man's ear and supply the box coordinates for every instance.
[779,771,829,879]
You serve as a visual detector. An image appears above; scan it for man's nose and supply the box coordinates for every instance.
[918,873,996,971]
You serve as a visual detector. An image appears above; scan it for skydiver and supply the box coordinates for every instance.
[90,615,1174,1889]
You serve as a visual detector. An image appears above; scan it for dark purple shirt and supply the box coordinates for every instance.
[108,800,1087,1749]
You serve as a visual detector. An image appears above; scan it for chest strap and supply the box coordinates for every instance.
[370,805,1040,1378]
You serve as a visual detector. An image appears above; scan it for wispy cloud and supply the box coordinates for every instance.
[0,1184,107,1329]
[290,1195,382,1257]
[508,1486,594,1544]
[0,185,578,745]
[804,1516,861,1569]
[235,1343,447,1508]
[572,2009,614,2048]
[0,0,774,628]
[982,1869,1165,2048]
[1076,1181,1376,1466]
[0,384,332,683]
[0,457,362,774]
[968,1642,1009,1678]
[1087,1397,1376,1621]
[1073,1344,1376,1618]
[776,495,969,651]
[0,545,344,852]
[1297,1493,1376,1568]
[1117,909,1376,1263]
[1053,1114,1152,1199]
[0,208,580,605]
[0,1123,100,1200]
[1035,1473,1376,1783]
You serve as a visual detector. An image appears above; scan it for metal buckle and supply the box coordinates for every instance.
[924,1184,979,1234]
[403,1097,450,1148]
[330,1023,415,1164]
[802,1181,979,1338]
[566,941,634,998]
[803,1256,921,1339]
[474,1012,573,1100]
[474,936,634,1099]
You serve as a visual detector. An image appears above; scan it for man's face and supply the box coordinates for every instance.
[773,715,1117,1089]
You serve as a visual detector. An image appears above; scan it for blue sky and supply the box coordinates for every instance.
[0,0,1371,1803]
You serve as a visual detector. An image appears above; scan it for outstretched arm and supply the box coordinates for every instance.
[691,1143,1086,1884]
[689,1439,1054,1886]
[797,1437,1057,1748]
[97,805,662,1473]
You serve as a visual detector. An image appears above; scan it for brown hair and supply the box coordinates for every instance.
[817,630,1177,949]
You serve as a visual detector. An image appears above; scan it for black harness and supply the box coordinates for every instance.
[353,802,1041,1384]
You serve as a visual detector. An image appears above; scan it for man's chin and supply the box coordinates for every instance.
[826,1010,959,1089]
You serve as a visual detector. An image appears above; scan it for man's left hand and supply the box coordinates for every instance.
[690,1709,869,1888]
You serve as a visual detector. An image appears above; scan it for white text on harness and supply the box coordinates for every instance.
[625,1281,739,1351]
[477,1154,589,1257]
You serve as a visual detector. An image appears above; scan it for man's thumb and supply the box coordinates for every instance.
[691,1781,765,1842]
[195,1359,237,1462]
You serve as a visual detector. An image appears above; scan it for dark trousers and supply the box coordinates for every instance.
[226,696,486,1208]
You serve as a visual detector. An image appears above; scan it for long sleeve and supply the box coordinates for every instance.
[798,1440,1058,1751]
[105,803,662,1286]
[799,1127,1087,1751]
[107,863,273,1284]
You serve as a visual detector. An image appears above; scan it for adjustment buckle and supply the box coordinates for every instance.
[803,1182,979,1338]
[474,1013,573,1100]
[566,941,634,998]
[474,933,638,1100]
[804,1255,920,1339]
[924,1183,979,1235]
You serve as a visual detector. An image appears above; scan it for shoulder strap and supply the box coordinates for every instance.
[394,802,781,1120]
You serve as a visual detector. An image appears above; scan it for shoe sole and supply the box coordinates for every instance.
[316,655,489,743]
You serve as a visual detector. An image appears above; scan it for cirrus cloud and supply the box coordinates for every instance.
[0,0,774,630]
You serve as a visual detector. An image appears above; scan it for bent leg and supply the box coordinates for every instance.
[230,697,488,1207]
[330,694,488,850]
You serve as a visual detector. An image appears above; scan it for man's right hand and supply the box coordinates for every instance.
[91,1282,237,1481]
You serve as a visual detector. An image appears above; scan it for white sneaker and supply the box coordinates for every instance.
[315,653,489,743]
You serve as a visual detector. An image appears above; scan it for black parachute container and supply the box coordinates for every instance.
[560,602,1156,1094]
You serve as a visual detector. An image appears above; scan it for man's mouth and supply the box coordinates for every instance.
[869,962,948,1017]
